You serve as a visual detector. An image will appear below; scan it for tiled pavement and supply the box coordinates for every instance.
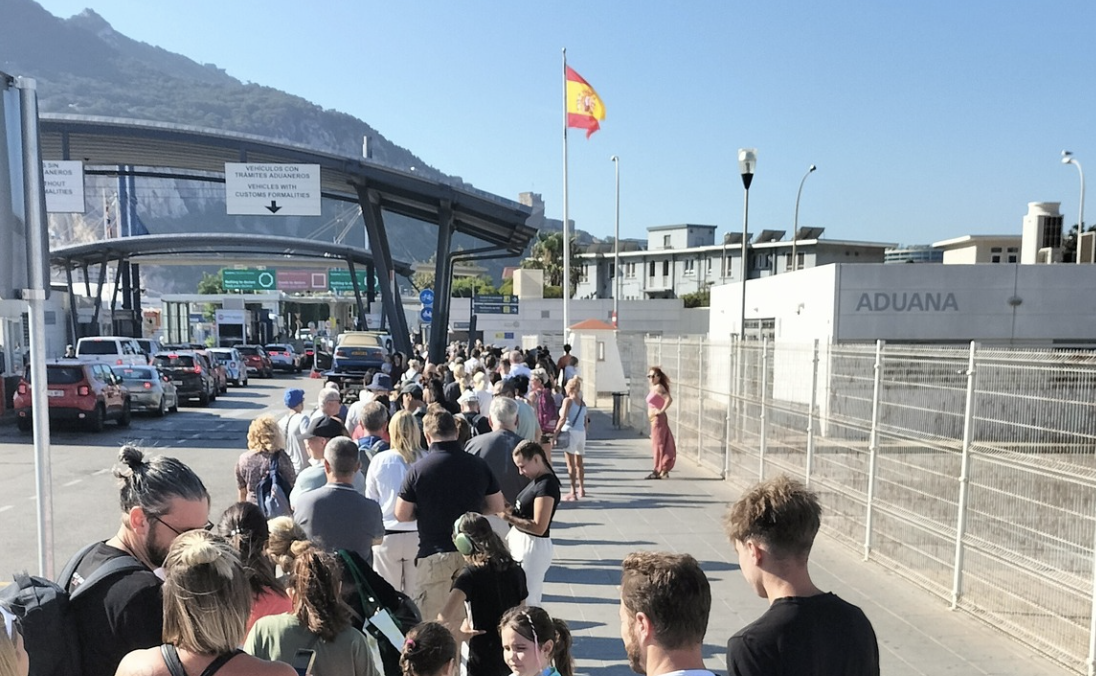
[541,410,1072,676]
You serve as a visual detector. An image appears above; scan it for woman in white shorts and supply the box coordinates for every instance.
[554,376,589,501]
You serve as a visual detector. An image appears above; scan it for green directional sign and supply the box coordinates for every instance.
[329,269,379,293]
[222,268,276,291]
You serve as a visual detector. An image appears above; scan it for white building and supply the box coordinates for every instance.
[573,223,891,300]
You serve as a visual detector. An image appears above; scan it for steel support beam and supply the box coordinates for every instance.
[355,183,412,358]
[428,200,455,364]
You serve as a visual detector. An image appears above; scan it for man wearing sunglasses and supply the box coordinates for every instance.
[65,444,209,676]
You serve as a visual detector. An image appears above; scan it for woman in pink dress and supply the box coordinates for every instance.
[645,367,676,479]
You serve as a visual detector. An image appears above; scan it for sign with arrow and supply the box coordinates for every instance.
[224,163,321,216]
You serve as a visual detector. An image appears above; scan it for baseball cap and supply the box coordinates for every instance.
[400,382,423,397]
[457,389,478,404]
[303,415,347,439]
[283,388,306,408]
[366,373,393,392]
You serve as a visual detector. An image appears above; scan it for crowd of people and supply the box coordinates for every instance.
[0,339,880,676]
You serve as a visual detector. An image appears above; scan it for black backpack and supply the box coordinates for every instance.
[0,542,144,676]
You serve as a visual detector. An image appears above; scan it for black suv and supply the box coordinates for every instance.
[152,350,218,406]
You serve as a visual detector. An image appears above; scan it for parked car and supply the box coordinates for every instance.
[264,343,302,373]
[134,338,165,364]
[237,345,273,378]
[336,331,394,353]
[153,351,218,405]
[113,365,178,416]
[195,349,229,394]
[14,360,132,432]
[207,347,249,387]
[76,336,147,366]
[300,341,315,370]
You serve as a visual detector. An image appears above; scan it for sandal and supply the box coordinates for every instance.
[644,471,661,480]
[659,471,670,479]
[562,492,578,501]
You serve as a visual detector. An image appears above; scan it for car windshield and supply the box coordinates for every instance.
[25,366,86,385]
[78,341,118,355]
[237,347,259,355]
[154,355,196,368]
[116,367,155,381]
[209,352,230,363]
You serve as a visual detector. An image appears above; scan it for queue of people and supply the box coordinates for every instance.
[0,340,880,676]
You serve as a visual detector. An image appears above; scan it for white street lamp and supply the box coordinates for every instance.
[611,155,621,326]
[790,164,817,272]
[1063,151,1086,263]
[738,148,757,340]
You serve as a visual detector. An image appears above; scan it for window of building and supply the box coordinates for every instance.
[663,234,672,248]
[684,259,695,275]
[1007,246,1019,263]
[662,260,670,276]
[609,263,615,278]
[706,258,713,272]
[649,261,656,277]
[990,246,1002,264]
[580,264,589,282]
[784,252,805,270]
[752,253,772,271]
[626,262,636,278]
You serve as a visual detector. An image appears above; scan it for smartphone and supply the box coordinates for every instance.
[292,649,316,676]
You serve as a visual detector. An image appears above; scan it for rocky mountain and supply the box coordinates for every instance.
[0,0,592,292]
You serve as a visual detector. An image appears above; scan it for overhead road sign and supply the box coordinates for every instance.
[225,163,321,216]
[43,160,85,213]
[222,268,276,291]
[473,294,520,315]
[277,269,328,291]
[329,269,379,293]
[420,307,433,323]
[419,289,434,306]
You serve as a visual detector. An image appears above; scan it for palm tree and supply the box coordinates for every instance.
[521,231,583,292]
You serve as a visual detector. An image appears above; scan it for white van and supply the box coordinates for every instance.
[76,336,147,366]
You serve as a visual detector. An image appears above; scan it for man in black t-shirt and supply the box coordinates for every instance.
[724,475,879,676]
[67,445,210,676]
[395,407,504,624]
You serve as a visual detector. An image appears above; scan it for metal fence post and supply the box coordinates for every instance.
[759,337,769,480]
[676,335,684,446]
[951,340,978,609]
[697,335,705,464]
[806,339,820,487]
[724,334,735,480]
[864,339,885,561]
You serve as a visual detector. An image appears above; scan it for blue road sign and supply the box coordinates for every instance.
[420,306,433,323]
[419,289,434,306]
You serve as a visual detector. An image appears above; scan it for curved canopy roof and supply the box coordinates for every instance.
[50,233,413,276]
[39,114,538,255]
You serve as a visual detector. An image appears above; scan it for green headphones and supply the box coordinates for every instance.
[453,515,476,556]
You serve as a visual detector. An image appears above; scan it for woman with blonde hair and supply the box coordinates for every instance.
[0,606,29,676]
[554,377,589,501]
[265,516,307,582]
[246,541,378,676]
[236,415,296,505]
[114,530,294,676]
[365,409,426,595]
[471,370,493,413]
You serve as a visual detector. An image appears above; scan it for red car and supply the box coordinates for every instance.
[236,345,273,378]
[14,360,132,432]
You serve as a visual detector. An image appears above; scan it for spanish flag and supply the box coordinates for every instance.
[566,66,606,139]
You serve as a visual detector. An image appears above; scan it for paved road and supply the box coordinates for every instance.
[0,376,1073,675]
[0,372,309,576]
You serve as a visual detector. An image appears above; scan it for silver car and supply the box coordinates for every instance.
[112,365,179,416]
[208,347,249,387]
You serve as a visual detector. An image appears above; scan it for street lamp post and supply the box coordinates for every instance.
[790,164,817,272]
[611,155,621,327]
[1063,151,1086,263]
[738,148,757,340]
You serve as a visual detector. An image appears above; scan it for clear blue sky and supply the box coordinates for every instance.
[34,0,1096,246]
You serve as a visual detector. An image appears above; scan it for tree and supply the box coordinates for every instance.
[520,231,584,295]
[681,287,711,308]
[197,271,224,294]
[1061,223,1094,263]
[451,275,498,298]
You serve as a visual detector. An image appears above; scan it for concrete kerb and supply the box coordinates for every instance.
[546,406,1070,676]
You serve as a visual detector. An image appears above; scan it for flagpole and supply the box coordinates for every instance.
[561,47,570,345]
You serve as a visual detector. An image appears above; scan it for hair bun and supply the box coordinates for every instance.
[171,531,236,579]
[119,444,146,470]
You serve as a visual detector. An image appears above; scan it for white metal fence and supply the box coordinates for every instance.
[621,335,1096,675]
